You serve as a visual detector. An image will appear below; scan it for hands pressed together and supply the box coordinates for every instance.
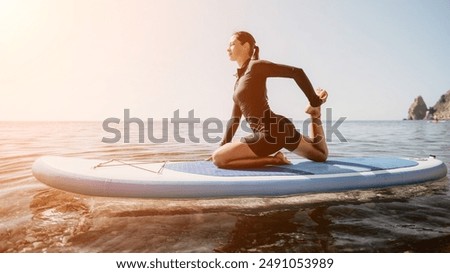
[305,88,328,118]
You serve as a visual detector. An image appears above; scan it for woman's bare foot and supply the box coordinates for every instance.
[305,105,322,118]
[273,151,291,165]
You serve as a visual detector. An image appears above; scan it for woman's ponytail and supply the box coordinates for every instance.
[252,45,260,60]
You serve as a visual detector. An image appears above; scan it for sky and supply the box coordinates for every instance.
[1,0,449,121]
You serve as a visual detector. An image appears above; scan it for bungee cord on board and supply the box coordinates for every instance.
[93,159,168,175]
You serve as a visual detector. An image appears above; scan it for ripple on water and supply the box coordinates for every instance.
[0,121,449,252]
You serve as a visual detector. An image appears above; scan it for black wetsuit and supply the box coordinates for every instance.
[221,59,322,157]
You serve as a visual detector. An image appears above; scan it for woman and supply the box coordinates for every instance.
[211,31,328,169]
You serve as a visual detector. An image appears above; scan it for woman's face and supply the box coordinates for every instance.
[227,35,250,62]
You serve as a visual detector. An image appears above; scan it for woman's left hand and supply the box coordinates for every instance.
[305,88,327,118]
[316,88,328,104]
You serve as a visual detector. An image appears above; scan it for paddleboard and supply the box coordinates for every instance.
[32,156,447,198]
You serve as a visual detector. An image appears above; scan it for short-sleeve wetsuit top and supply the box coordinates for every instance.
[221,59,322,157]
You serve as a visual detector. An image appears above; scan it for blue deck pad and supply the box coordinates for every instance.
[165,157,418,177]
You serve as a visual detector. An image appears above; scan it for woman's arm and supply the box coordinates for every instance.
[220,102,242,146]
[254,60,322,107]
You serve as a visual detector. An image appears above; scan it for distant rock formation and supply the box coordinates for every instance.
[430,90,450,120]
[407,91,450,120]
[407,96,428,120]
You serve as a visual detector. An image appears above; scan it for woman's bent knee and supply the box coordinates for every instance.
[312,150,328,162]
[316,153,328,162]
[211,150,228,168]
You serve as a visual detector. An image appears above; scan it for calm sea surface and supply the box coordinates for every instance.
[0,120,449,252]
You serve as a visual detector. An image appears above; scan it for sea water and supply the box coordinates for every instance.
[0,120,449,252]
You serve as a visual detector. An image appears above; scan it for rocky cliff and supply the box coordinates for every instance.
[430,90,450,120]
[407,96,428,120]
[407,90,450,120]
